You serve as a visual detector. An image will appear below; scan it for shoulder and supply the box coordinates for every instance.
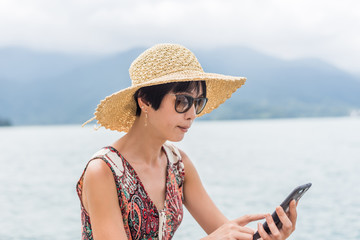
[162,142,193,167]
[82,146,125,188]
[82,157,121,208]
[178,148,191,167]
[177,148,199,181]
[81,158,128,239]
[164,143,197,176]
[88,147,125,178]
[83,159,114,188]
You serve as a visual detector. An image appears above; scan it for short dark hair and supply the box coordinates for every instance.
[133,81,207,116]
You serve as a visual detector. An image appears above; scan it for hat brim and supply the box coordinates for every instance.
[92,70,246,132]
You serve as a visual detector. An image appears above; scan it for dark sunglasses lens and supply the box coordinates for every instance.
[175,95,191,113]
[195,98,208,114]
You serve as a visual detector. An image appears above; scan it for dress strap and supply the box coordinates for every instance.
[163,142,185,188]
[163,142,182,164]
[90,147,125,178]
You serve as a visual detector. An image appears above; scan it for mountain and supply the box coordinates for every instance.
[0,46,359,125]
[0,47,100,82]
[194,47,360,119]
[0,47,145,125]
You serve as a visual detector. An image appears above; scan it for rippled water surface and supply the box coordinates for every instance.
[0,117,359,239]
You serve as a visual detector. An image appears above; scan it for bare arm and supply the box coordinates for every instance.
[180,149,229,234]
[82,159,128,240]
[180,149,297,240]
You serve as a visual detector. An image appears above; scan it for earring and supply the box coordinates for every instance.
[144,111,148,127]
[141,106,148,127]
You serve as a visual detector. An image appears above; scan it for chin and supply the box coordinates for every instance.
[168,134,185,142]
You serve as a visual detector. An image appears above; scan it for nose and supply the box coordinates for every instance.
[184,103,196,120]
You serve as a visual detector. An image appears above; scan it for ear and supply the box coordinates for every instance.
[137,96,150,109]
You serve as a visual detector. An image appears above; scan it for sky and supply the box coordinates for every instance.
[1,0,360,75]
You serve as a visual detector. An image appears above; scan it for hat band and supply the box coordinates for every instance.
[131,67,205,86]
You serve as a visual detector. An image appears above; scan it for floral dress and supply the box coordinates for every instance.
[76,143,185,240]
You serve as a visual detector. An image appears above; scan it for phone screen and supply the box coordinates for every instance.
[253,183,312,240]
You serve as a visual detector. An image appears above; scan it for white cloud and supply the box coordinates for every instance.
[0,0,359,74]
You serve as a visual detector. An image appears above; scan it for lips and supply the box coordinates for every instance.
[178,126,190,132]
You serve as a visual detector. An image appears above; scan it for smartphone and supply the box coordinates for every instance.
[253,183,312,240]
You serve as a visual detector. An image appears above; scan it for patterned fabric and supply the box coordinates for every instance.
[76,143,185,240]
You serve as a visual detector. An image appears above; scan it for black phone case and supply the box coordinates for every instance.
[253,183,312,240]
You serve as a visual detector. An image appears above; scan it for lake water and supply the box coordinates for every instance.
[0,117,359,240]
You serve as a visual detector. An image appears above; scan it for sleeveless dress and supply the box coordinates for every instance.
[76,143,185,240]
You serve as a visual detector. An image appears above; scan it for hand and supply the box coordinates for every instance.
[202,214,266,240]
[257,200,297,240]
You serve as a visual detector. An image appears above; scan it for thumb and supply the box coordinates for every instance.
[234,214,266,226]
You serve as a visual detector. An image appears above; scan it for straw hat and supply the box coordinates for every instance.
[83,43,246,132]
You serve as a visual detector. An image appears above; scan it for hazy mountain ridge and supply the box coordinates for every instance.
[0,47,102,83]
[1,46,359,126]
[194,47,360,119]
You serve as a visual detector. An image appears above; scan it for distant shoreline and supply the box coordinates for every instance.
[2,115,358,128]
[0,118,11,126]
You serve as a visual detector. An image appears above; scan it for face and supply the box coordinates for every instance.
[147,87,204,142]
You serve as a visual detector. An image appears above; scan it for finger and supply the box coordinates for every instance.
[235,214,266,226]
[257,222,270,240]
[265,213,281,239]
[232,231,254,240]
[228,222,255,235]
[276,206,293,236]
[288,200,298,228]
[238,225,256,235]
[227,224,255,239]
[286,200,297,217]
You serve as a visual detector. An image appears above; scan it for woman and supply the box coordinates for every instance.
[77,44,298,240]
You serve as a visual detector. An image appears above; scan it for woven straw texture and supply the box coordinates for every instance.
[86,44,246,132]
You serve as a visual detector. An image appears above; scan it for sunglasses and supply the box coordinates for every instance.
[171,94,208,114]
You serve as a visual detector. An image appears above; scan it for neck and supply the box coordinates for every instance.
[112,117,166,166]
